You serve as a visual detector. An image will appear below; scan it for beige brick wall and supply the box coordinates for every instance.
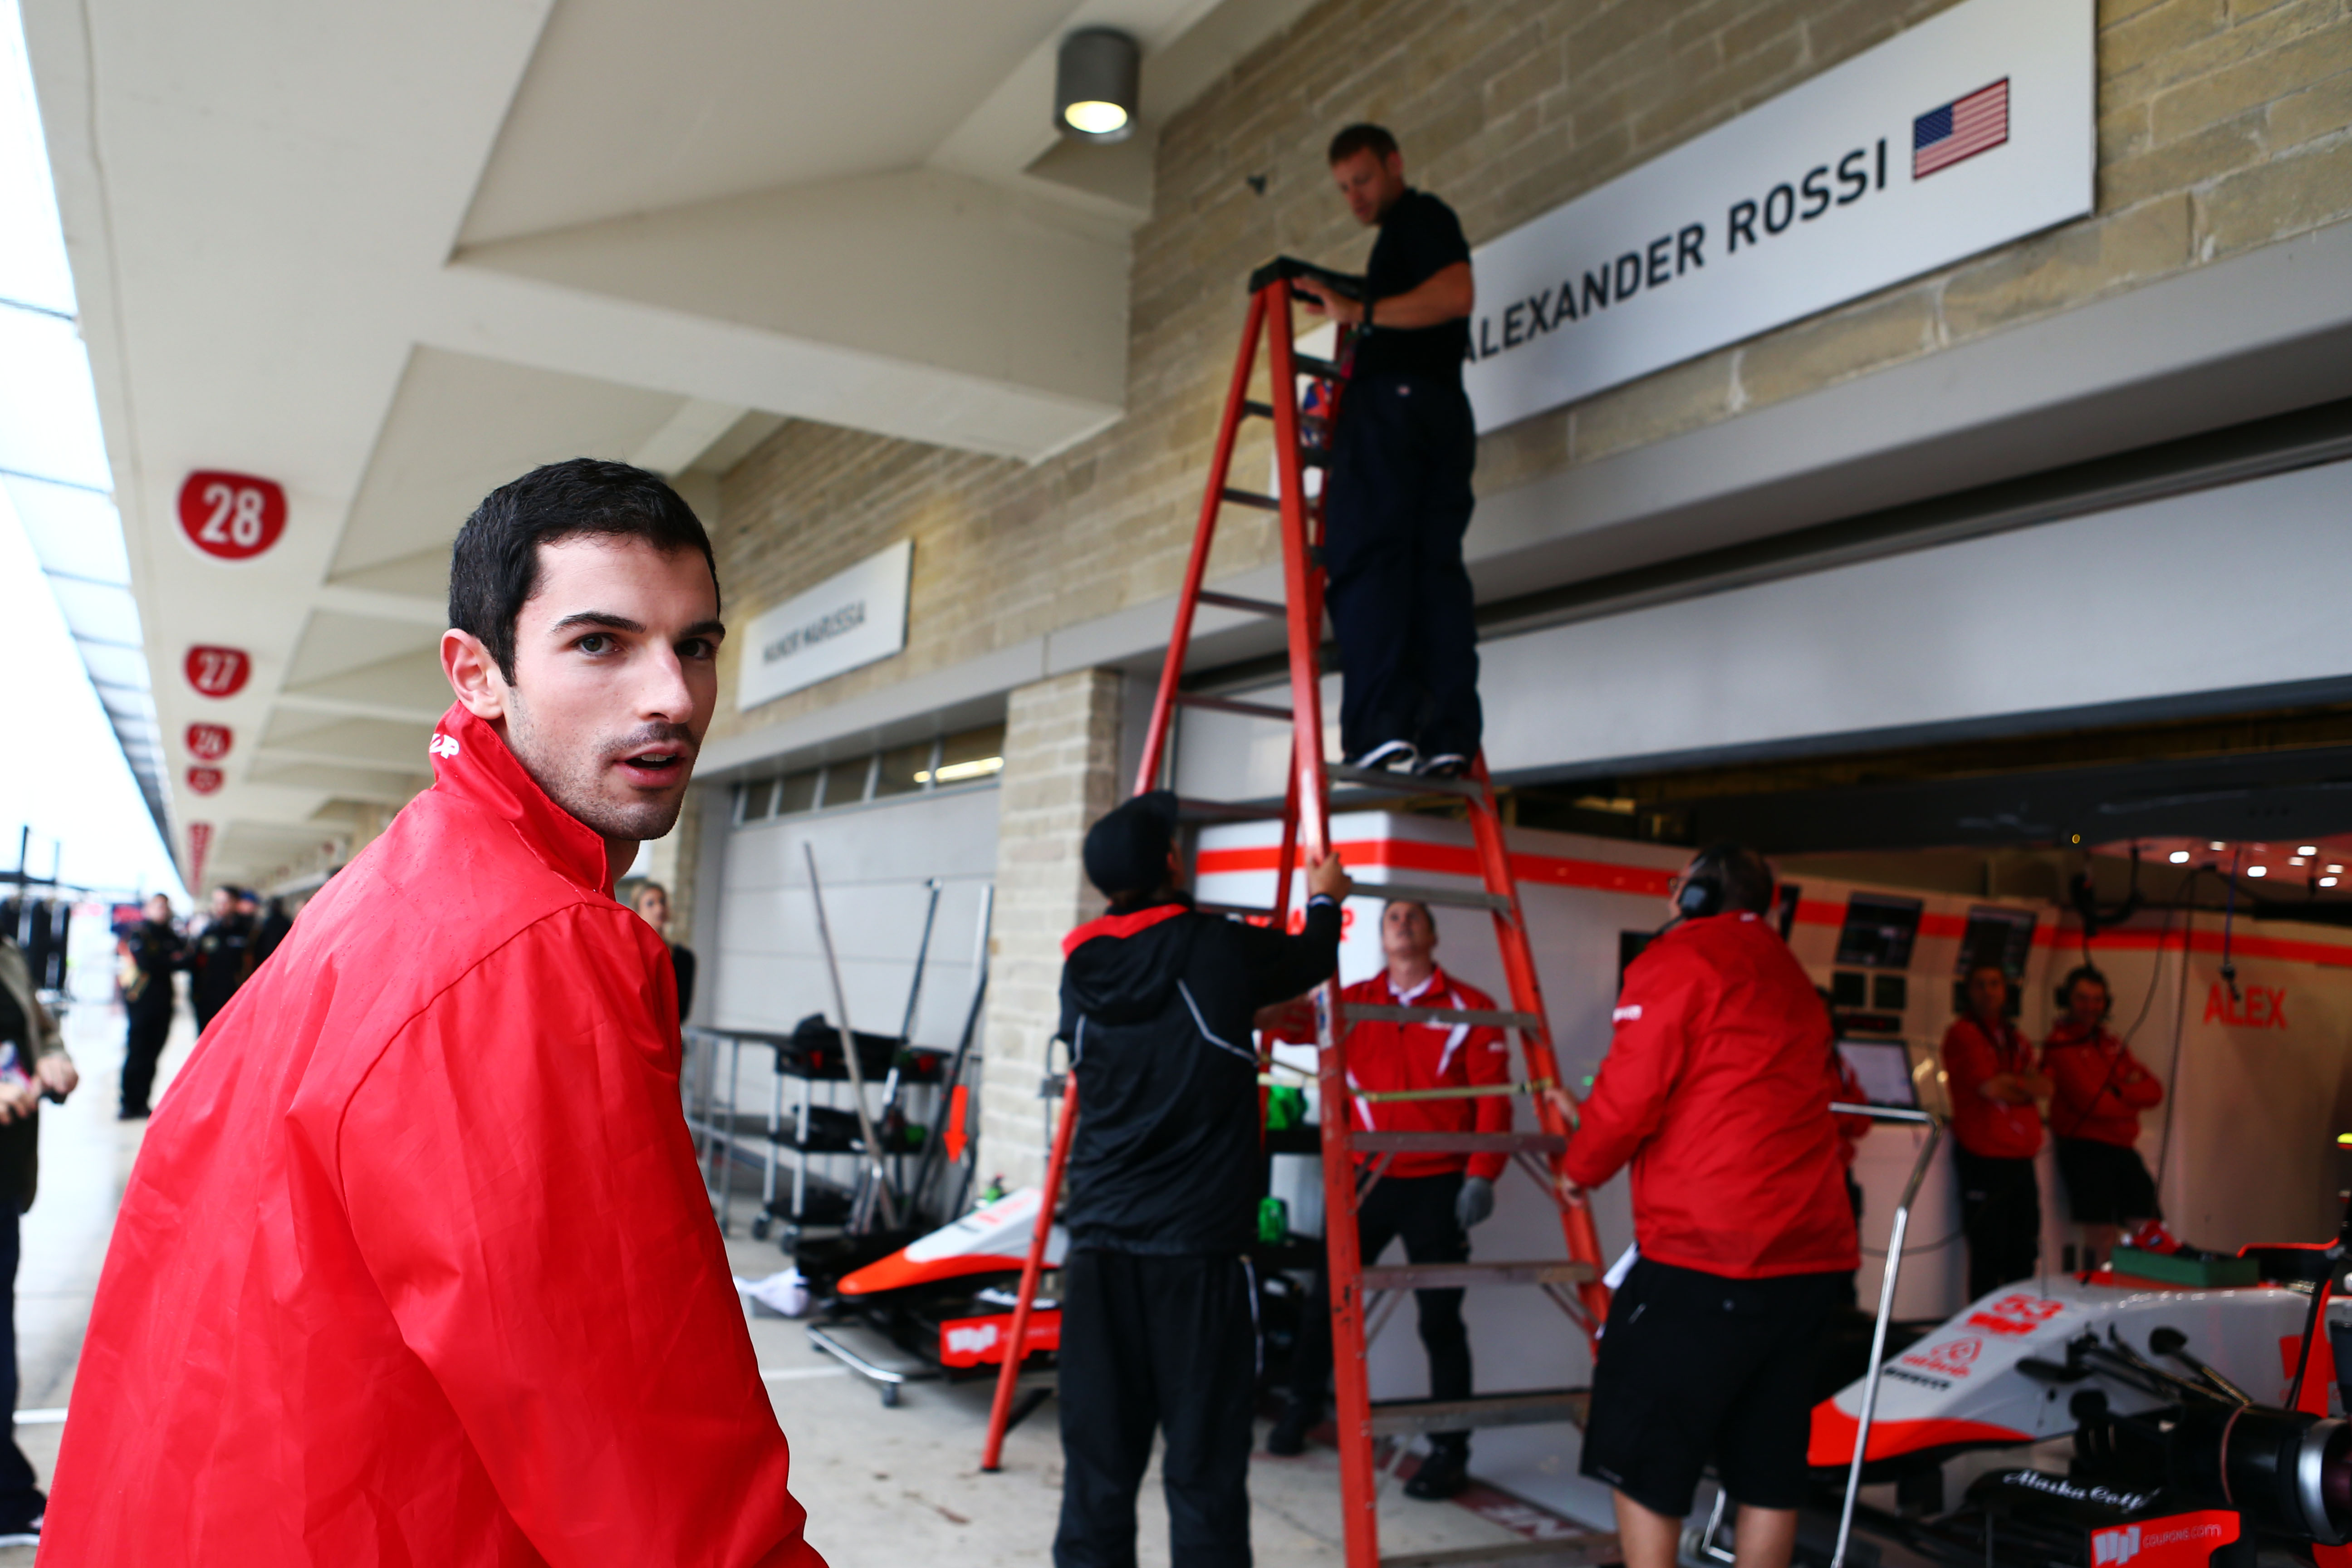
[974,669,1124,1188]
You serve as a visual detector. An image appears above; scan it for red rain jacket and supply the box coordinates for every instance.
[1942,1015,2044,1160]
[46,704,823,1567]
[1563,911,1858,1279]
[2043,1019,2162,1147]
[1302,966,1511,1181]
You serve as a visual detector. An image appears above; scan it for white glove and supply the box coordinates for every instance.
[1454,1176,1495,1230]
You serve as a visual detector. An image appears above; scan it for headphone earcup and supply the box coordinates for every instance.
[1678,880,1717,919]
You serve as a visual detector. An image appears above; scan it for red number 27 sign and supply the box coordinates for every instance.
[177,471,287,561]
[185,645,250,698]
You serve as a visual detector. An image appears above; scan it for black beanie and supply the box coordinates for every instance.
[1083,791,1181,899]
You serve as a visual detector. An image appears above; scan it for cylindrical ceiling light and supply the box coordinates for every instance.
[1057,27,1139,142]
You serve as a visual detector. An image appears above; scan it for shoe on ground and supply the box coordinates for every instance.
[117,1107,149,1122]
[1266,1400,1315,1456]
[1347,740,1418,773]
[1404,1443,1470,1499]
[1416,752,1470,779]
[0,1514,41,1546]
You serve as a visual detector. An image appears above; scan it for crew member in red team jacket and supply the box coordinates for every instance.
[1053,792,1345,1568]
[1942,963,2052,1299]
[1265,899,1509,1499]
[2043,964,2170,1267]
[1547,844,1856,1568]
[45,461,825,1567]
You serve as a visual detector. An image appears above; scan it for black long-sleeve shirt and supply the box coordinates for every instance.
[1057,896,1340,1254]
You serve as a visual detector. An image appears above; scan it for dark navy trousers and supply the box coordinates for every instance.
[1322,372,1481,761]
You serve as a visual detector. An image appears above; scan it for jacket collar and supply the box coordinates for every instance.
[1063,900,1188,958]
[427,702,615,894]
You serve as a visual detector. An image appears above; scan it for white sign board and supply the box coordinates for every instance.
[1461,0,2092,433]
[736,539,912,710]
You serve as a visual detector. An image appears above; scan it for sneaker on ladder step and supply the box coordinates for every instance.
[1415,752,1470,779]
[1348,740,1419,772]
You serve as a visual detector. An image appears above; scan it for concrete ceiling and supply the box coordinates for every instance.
[20,0,1314,892]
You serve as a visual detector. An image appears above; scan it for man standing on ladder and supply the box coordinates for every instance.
[1264,899,1507,1499]
[1054,791,1348,1568]
[1547,844,1857,1568]
[1297,123,1480,778]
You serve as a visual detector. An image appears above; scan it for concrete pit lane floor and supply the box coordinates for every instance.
[0,990,1617,1564]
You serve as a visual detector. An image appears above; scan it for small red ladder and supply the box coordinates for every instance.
[983,260,1617,1568]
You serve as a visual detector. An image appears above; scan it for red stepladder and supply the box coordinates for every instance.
[982,259,1619,1568]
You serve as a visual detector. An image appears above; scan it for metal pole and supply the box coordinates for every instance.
[1832,1107,1944,1568]
[804,843,901,1230]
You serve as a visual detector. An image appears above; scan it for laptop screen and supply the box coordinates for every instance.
[1837,1039,1917,1108]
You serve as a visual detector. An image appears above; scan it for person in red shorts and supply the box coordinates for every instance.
[1264,898,1509,1499]
[2043,965,2169,1266]
[1548,844,1856,1568]
[1943,964,2052,1299]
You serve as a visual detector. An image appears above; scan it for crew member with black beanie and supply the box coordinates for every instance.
[1053,791,1348,1568]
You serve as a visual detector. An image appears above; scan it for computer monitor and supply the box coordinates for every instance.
[1834,893,1925,968]
[1836,1039,1918,1108]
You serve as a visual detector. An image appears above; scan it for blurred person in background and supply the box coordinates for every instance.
[1943,965,2049,1298]
[0,915,80,1544]
[115,893,181,1120]
[189,886,258,1036]
[2044,965,2168,1267]
[632,880,696,1022]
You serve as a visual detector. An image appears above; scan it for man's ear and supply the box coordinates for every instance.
[441,629,509,722]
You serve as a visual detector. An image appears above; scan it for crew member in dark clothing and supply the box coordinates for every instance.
[190,885,258,1035]
[1298,123,1479,777]
[252,896,293,968]
[1054,790,1348,1568]
[0,926,78,1545]
[118,893,184,1120]
[632,881,697,1021]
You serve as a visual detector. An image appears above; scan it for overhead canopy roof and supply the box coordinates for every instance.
[21,0,1312,891]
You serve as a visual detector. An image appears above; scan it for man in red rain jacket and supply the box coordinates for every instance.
[2043,964,2168,1265]
[1551,844,1855,1568]
[1267,899,1510,1498]
[1943,964,2052,1298]
[45,461,824,1566]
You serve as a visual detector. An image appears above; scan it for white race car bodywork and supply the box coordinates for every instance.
[1810,1274,2339,1466]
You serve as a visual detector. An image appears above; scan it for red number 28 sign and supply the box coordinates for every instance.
[177,471,287,561]
[185,645,250,698]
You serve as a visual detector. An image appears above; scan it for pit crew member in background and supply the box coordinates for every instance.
[632,880,697,1021]
[115,893,182,1121]
[1297,122,1480,778]
[1545,844,1856,1568]
[47,460,826,1566]
[2044,965,2169,1267]
[1943,964,2051,1298]
[1055,791,1346,1568]
[0,921,78,1545]
[1265,899,1508,1499]
[188,885,257,1036]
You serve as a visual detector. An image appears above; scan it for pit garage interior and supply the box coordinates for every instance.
[13,0,2352,1563]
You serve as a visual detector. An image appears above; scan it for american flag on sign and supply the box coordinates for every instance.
[1914,78,2009,178]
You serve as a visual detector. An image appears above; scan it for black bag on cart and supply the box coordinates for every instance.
[775,1014,904,1079]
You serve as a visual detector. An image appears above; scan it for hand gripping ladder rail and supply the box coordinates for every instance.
[983,258,1617,1568]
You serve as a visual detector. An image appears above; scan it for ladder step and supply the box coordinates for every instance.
[1381,1534,1619,1568]
[1221,486,1280,512]
[1351,1131,1565,1156]
[1362,1259,1598,1291]
[1196,588,1285,617]
[1328,762,1485,799]
[1173,691,1291,722]
[1173,797,1286,822]
[1356,880,1514,913]
[1345,1003,1542,1031]
[1366,1387,1592,1437]
[1295,354,1342,379]
[1243,398,1275,419]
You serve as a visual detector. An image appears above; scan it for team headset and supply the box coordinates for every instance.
[1669,843,1755,925]
[2054,964,2113,1018]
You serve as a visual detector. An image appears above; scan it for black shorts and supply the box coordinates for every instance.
[2055,1137,2160,1225]
[1580,1257,1845,1518]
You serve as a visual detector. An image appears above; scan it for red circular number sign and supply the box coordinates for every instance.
[177,471,287,561]
[185,645,250,698]
[186,722,233,760]
[186,766,223,795]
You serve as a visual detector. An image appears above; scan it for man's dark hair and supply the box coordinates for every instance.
[448,458,718,683]
[1681,843,1777,916]
[1328,122,1399,165]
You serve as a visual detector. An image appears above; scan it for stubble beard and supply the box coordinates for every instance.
[504,686,696,846]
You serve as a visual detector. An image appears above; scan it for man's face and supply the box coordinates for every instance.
[1332,147,1406,226]
[210,887,234,919]
[2067,979,2108,1028]
[634,886,670,929]
[237,894,260,917]
[145,894,172,925]
[1381,902,1436,966]
[443,535,723,853]
[1965,967,2008,1021]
